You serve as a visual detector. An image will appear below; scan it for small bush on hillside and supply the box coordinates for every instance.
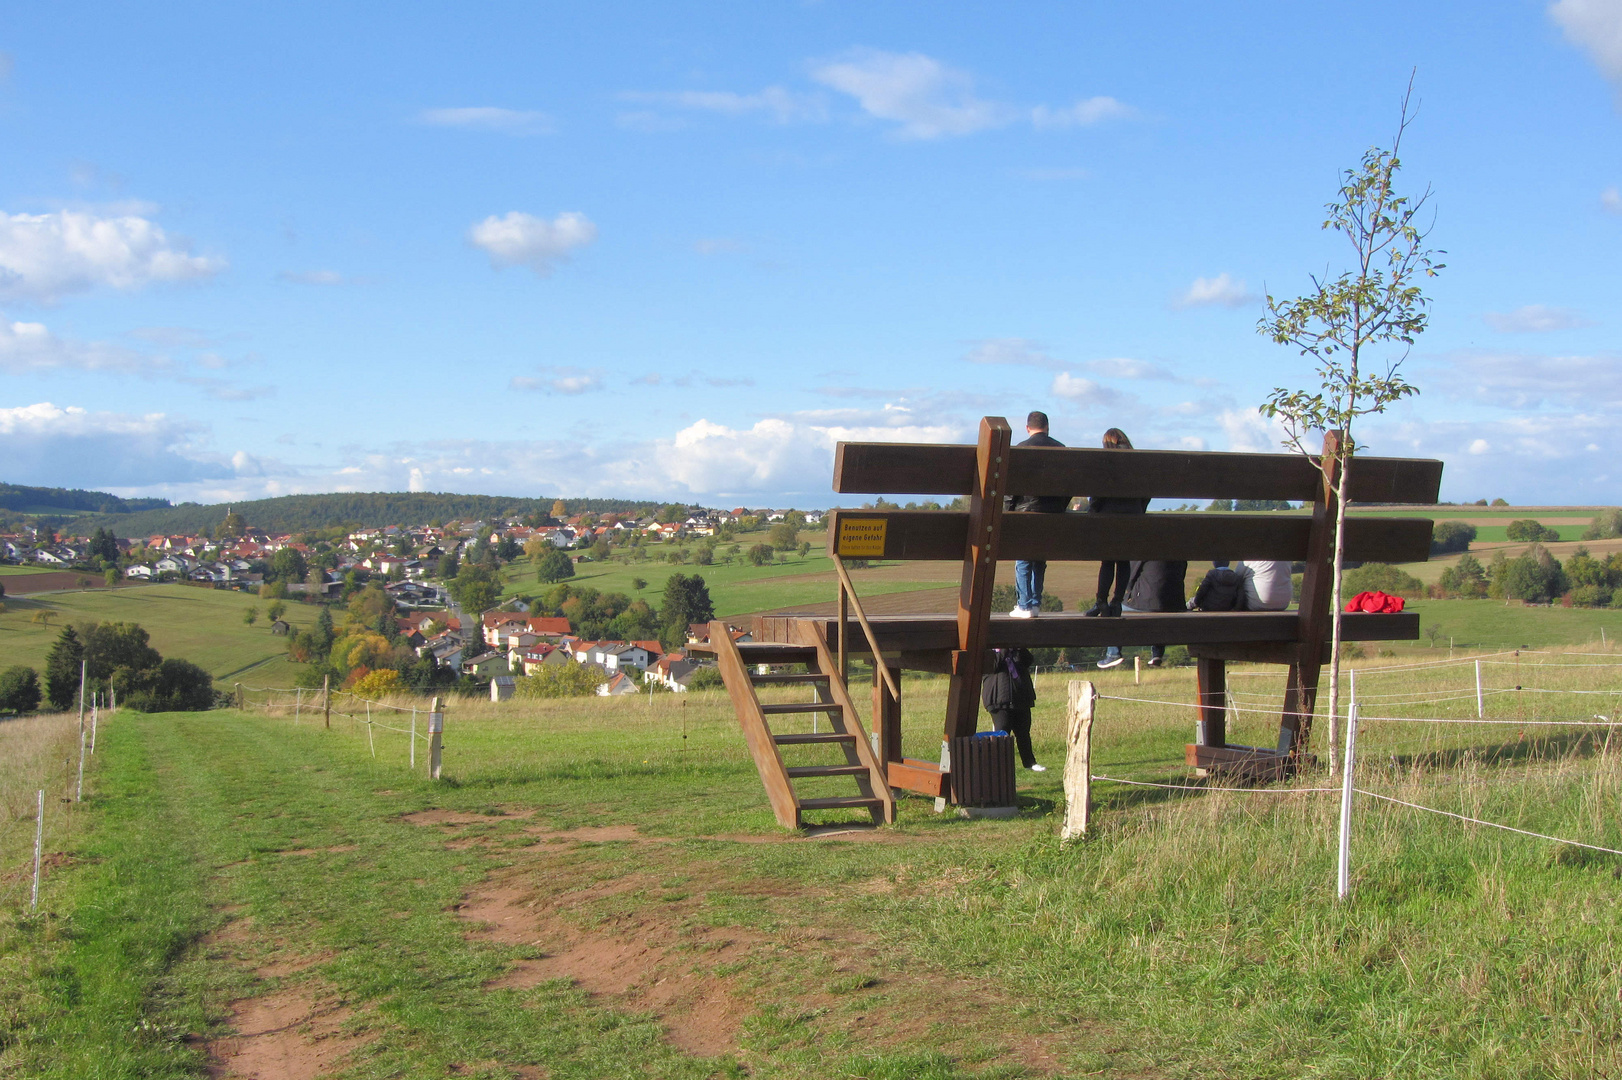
[1438,554,1489,598]
[1582,509,1622,541]
[1569,585,1612,608]
[686,666,726,691]
[515,663,603,698]
[0,665,42,713]
[1342,563,1425,599]
[1506,519,1561,543]
[351,669,403,697]
[119,658,216,712]
[1430,520,1476,555]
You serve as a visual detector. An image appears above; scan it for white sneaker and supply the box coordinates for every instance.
[1009,607,1036,619]
[1027,763,1047,772]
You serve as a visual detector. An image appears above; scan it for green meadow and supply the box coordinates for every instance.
[6,645,1622,1078]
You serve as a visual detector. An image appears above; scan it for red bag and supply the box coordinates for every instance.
[1345,590,1405,613]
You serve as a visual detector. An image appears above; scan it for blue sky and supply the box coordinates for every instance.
[1,1,1619,508]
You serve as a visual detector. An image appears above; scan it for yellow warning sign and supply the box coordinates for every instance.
[837,517,889,557]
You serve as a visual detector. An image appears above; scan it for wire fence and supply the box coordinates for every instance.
[1088,644,1622,898]
[235,683,434,771]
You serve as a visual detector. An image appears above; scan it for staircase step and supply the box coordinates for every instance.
[774,732,855,745]
[750,673,829,685]
[798,796,884,811]
[761,702,841,716]
[785,764,870,778]
[735,643,817,665]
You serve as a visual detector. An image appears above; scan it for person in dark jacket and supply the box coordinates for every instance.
[1004,411,1068,619]
[1082,428,1148,617]
[981,646,1045,770]
[1099,559,1187,669]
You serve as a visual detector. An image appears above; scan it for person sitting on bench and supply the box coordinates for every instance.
[1234,559,1293,611]
[1099,559,1188,669]
[1082,427,1149,618]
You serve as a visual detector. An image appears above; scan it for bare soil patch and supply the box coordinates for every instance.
[449,830,1091,1070]
[207,988,367,1080]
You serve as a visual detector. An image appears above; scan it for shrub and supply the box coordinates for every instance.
[1569,585,1613,608]
[1341,563,1425,599]
[351,669,403,697]
[1438,553,1489,598]
[1582,509,1622,541]
[1506,519,1560,543]
[120,658,216,712]
[686,666,726,691]
[515,662,603,698]
[1430,520,1476,555]
[0,665,42,713]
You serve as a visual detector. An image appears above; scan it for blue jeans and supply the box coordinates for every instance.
[1015,560,1046,611]
[1104,604,1165,661]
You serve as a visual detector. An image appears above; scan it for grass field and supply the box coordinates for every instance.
[0,585,317,689]
[498,537,955,618]
[0,566,54,577]
[5,644,1622,1077]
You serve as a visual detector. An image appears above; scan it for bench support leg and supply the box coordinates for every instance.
[1279,656,1322,754]
[873,662,903,763]
[944,416,1011,741]
[1195,658,1226,747]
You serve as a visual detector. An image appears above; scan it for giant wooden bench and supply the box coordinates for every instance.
[695,416,1441,828]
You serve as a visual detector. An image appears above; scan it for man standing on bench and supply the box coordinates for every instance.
[1006,411,1068,619]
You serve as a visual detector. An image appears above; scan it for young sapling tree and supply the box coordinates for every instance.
[1259,80,1444,773]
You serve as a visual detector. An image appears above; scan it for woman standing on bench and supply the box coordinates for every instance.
[1082,428,1149,618]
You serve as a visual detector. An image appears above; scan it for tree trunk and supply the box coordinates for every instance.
[1326,450,1351,777]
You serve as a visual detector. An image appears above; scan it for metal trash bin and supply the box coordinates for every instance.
[948,732,1017,808]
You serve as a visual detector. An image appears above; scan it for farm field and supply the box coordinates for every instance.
[7,646,1622,1078]
[0,565,54,577]
[0,585,318,688]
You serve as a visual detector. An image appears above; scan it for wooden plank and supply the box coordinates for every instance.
[873,663,903,763]
[1060,680,1095,841]
[1196,658,1227,748]
[826,508,1432,564]
[766,611,1418,653]
[1283,433,1340,755]
[833,440,1443,505]
[710,619,800,829]
[1190,641,1332,664]
[886,757,948,798]
[944,417,1011,741]
[792,622,896,824]
[1185,743,1294,782]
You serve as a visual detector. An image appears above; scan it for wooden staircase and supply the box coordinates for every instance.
[706,620,895,829]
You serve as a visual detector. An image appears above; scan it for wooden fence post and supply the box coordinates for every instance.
[1061,680,1097,841]
[428,696,445,780]
[235,682,244,710]
[323,674,331,730]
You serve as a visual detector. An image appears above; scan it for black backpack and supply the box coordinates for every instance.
[1192,567,1244,611]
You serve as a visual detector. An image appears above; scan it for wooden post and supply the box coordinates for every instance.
[235,682,244,710]
[428,696,445,780]
[1195,658,1227,747]
[944,416,1012,740]
[1061,680,1096,841]
[872,661,903,764]
[1281,431,1341,757]
[322,674,331,729]
[837,579,849,688]
[1133,655,1141,684]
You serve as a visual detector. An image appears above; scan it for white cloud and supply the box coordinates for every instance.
[1483,304,1592,333]
[1550,0,1622,81]
[509,367,602,394]
[417,107,553,135]
[0,315,165,374]
[1031,96,1136,128]
[963,337,1062,368]
[1050,372,1122,407]
[468,211,597,275]
[1469,438,1491,455]
[1433,350,1622,409]
[0,402,236,488]
[621,87,825,124]
[1086,357,1177,380]
[810,49,1009,139]
[1217,407,1292,453]
[278,269,347,286]
[0,209,223,302]
[178,376,276,402]
[1174,272,1258,309]
[1603,186,1622,213]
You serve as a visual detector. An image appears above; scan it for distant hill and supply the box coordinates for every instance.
[85,492,666,538]
[0,482,171,516]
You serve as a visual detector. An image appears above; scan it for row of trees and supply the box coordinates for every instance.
[1436,545,1622,606]
[285,583,466,695]
[518,573,715,650]
[23,622,217,712]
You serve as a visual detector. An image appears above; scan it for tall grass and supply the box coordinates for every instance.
[0,710,87,907]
